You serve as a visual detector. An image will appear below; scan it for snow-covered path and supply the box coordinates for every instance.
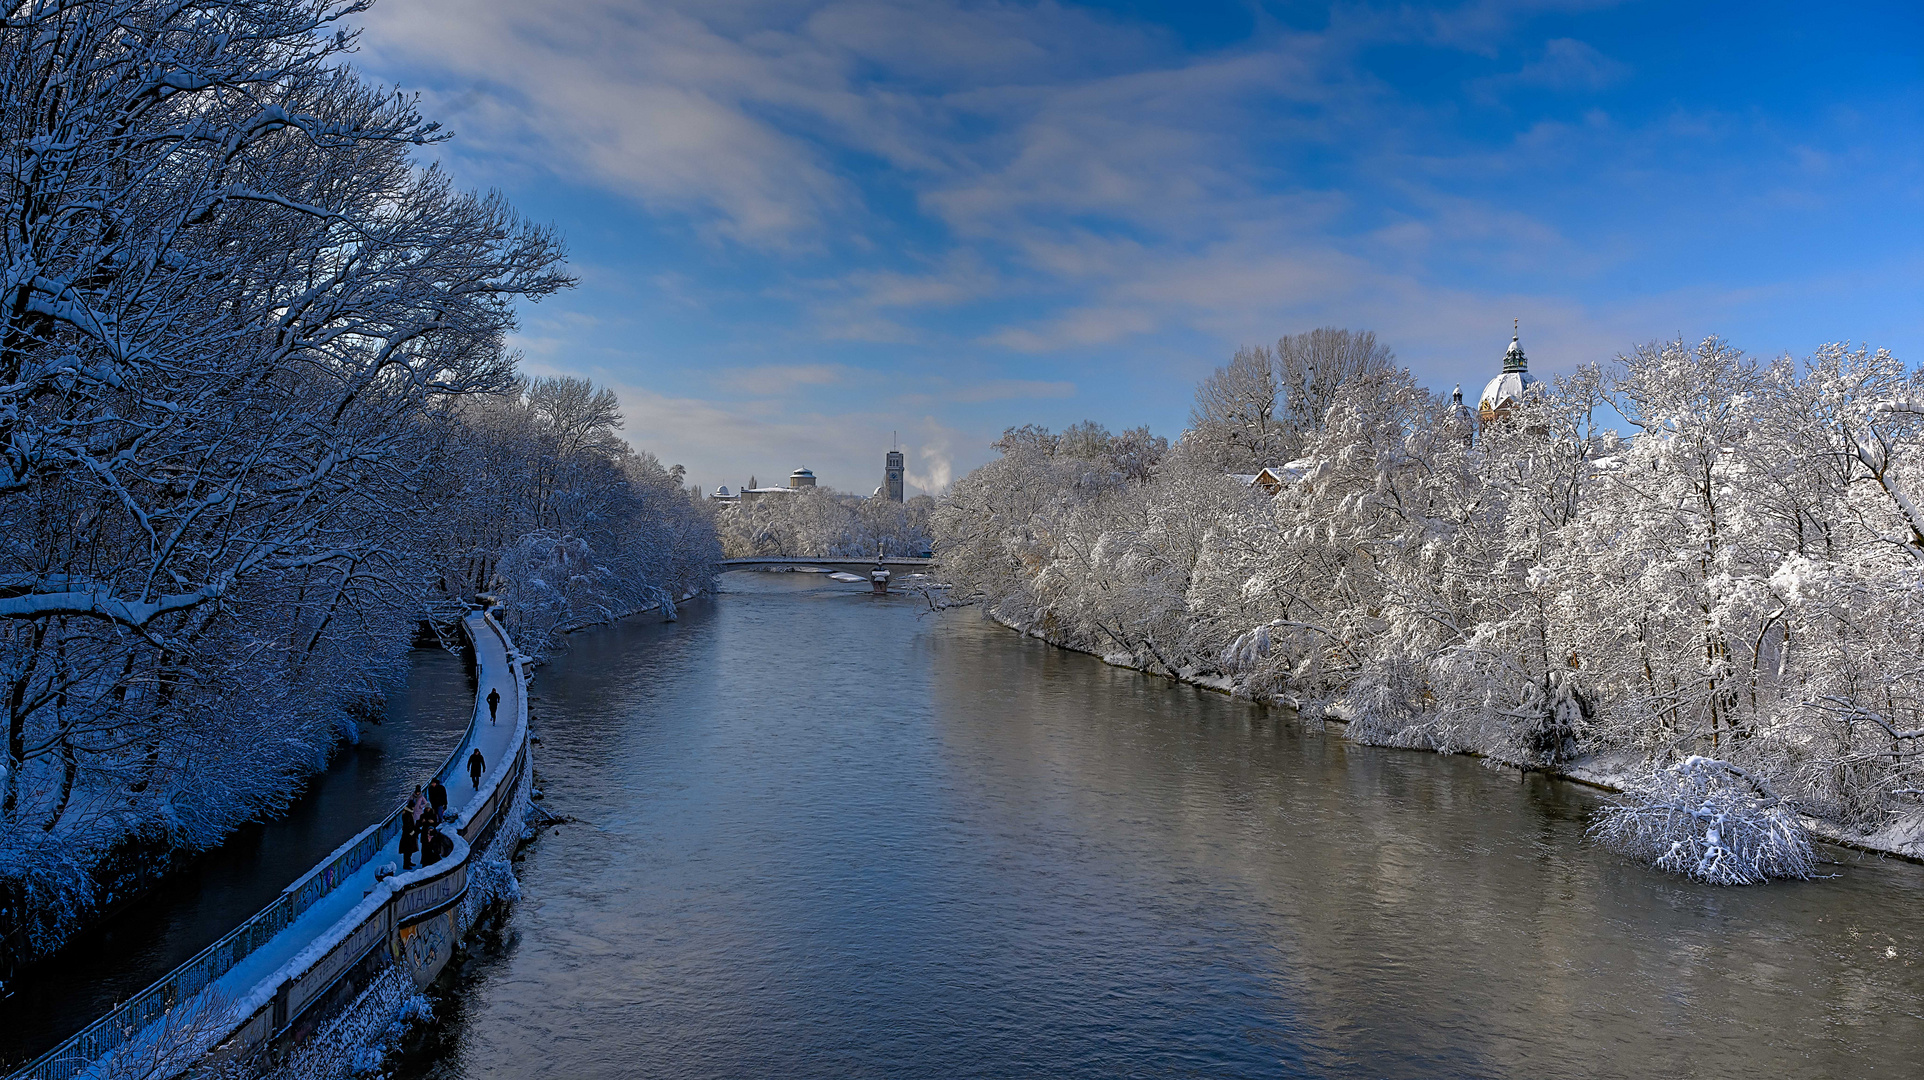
[443,609,526,836]
[210,611,525,1014]
[14,611,527,1080]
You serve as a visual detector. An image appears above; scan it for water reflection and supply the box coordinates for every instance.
[403,574,1924,1080]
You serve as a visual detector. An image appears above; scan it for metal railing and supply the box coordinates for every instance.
[9,610,526,1080]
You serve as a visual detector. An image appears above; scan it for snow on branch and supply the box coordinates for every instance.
[934,335,1924,867]
[0,582,225,627]
[1588,757,1817,885]
[0,0,710,985]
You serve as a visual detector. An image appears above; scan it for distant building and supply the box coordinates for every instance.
[731,469,814,504]
[710,484,738,504]
[883,449,905,503]
[1228,462,1308,497]
[1445,385,1476,444]
[738,485,794,504]
[1478,323,1540,424]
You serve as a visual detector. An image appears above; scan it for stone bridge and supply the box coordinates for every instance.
[719,556,935,575]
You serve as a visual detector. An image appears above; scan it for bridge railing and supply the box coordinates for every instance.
[8,610,527,1080]
[718,557,934,572]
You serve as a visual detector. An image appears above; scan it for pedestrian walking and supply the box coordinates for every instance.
[487,687,502,724]
[468,747,486,790]
[399,784,423,870]
[428,778,448,815]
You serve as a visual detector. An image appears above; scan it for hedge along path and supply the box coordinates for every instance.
[11,609,532,1080]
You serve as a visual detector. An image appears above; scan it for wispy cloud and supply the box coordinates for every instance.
[895,378,1077,405]
[1470,37,1630,101]
[720,364,853,392]
[351,0,1924,487]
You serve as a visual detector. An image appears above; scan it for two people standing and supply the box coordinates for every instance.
[400,785,430,870]
[400,778,453,869]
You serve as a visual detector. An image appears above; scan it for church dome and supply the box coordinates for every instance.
[1478,327,1539,422]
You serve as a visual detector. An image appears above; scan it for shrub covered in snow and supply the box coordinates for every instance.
[259,966,416,1080]
[1589,757,1817,885]
[467,858,522,908]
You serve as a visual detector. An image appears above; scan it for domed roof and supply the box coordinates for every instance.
[1478,324,1539,421]
[1479,370,1538,418]
[791,467,814,477]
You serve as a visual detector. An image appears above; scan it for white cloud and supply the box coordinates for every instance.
[894,378,1077,405]
[905,417,964,494]
[359,1,854,246]
[349,0,1922,487]
[986,307,1159,352]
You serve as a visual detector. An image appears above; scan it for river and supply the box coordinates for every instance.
[383,572,1924,1080]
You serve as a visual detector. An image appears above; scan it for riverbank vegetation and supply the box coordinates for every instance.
[935,329,1924,878]
[430,378,719,657]
[0,0,716,977]
[716,487,935,561]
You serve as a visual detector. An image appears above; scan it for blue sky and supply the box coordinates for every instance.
[355,0,1923,495]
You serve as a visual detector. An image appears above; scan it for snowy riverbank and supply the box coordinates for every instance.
[8,613,534,1080]
[988,611,1924,868]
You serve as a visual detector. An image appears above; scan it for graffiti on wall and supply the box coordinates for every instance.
[396,910,457,986]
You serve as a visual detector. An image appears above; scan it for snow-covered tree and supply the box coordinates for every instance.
[935,332,1924,883]
[1590,756,1815,885]
[0,0,715,971]
[717,486,934,562]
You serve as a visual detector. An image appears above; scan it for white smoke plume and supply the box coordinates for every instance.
[908,427,953,495]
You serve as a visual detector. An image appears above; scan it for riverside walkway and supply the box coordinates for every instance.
[11,610,530,1080]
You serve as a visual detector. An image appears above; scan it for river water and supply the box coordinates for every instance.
[0,648,475,1069]
[384,572,1924,1080]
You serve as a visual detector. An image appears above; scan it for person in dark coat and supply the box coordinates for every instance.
[428,778,448,814]
[487,687,502,724]
[419,802,444,864]
[399,784,423,870]
[468,747,486,790]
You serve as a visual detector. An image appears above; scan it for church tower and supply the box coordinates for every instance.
[884,441,905,503]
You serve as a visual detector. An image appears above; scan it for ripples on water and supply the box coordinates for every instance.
[399,574,1924,1080]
